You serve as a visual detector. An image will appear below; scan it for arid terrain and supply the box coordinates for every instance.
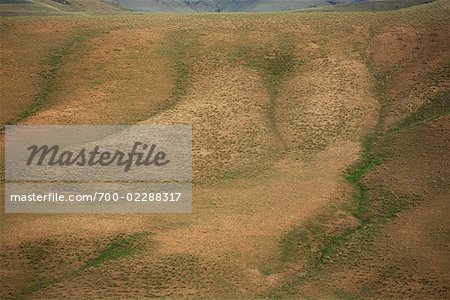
[1,0,449,298]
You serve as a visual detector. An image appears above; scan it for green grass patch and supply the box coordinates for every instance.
[234,36,301,150]
[15,233,148,299]
[81,233,146,270]
[280,226,310,263]
[346,135,382,221]
[393,90,450,131]
[154,29,198,116]
[15,278,58,300]
[7,33,91,125]
[263,49,296,98]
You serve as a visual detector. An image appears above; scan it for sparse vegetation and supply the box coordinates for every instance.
[7,33,90,124]
[1,0,449,299]
[81,233,146,270]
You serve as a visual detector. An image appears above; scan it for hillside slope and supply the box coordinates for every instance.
[1,0,449,299]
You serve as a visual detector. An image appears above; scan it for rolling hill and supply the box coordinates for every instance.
[1,0,449,299]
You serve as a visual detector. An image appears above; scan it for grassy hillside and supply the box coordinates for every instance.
[1,0,449,299]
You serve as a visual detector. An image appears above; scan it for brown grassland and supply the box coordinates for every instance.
[1,0,449,298]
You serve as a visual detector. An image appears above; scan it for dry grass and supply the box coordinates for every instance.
[1,0,449,298]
